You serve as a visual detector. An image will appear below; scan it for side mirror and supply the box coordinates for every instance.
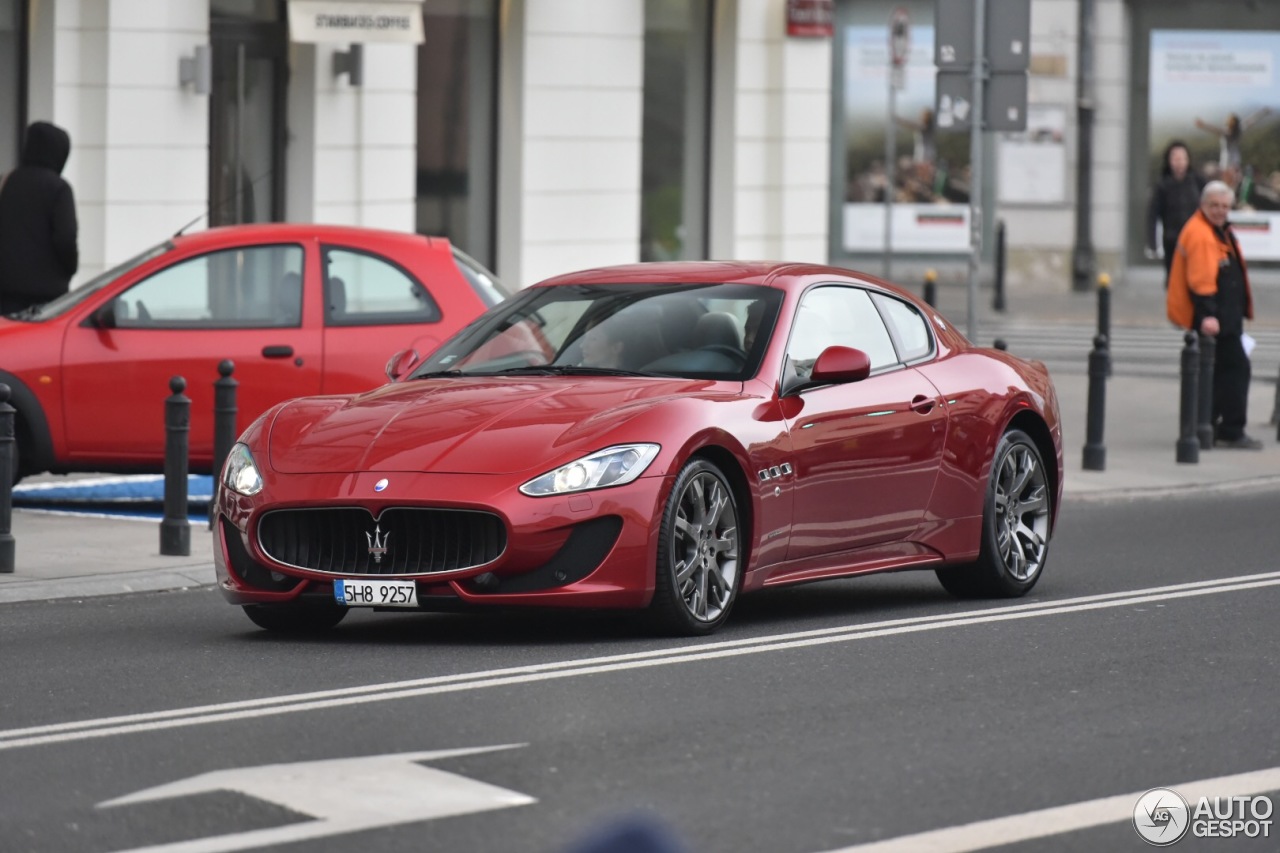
[89,301,119,329]
[385,348,419,381]
[810,346,871,383]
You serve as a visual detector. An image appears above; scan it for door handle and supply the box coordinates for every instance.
[909,394,936,414]
[262,345,294,359]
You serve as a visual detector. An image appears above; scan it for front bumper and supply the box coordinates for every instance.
[215,469,672,610]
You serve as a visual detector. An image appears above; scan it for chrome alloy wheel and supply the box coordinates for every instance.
[992,441,1050,581]
[670,471,740,623]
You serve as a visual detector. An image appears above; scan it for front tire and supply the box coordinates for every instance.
[648,459,743,636]
[242,602,348,634]
[937,428,1051,598]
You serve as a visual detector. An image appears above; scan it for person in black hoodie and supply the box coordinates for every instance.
[0,121,79,314]
[1145,140,1201,288]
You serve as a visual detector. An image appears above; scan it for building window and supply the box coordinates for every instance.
[416,0,499,270]
[0,0,26,172]
[641,0,712,262]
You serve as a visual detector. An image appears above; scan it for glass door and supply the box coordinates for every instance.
[209,16,286,225]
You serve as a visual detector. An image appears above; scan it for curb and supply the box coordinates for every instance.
[1063,474,1280,504]
[0,566,215,605]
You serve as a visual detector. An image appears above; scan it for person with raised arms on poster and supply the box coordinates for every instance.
[1194,108,1273,189]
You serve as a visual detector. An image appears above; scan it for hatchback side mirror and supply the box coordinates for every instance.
[385,348,419,381]
[89,300,119,329]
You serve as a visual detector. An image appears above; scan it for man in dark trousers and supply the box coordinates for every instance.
[0,121,79,314]
[1167,180,1260,449]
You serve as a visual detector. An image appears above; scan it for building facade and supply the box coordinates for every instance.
[1,0,1276,294]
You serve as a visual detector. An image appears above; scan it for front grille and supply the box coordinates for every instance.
[257,508,507,576]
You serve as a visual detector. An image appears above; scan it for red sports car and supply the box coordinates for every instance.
[215,261,1063,636]
[0,224,506,479]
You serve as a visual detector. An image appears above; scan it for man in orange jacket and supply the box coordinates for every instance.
[1167,180,1260,449]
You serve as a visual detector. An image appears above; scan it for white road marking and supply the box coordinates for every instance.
[1,572,1277,752]
[99,745,534,853]
[815,766,1280,852]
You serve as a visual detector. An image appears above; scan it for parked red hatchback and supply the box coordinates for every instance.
[0,224,507,479]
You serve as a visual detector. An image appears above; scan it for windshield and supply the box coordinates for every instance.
[412,282,783,382]
[12,242,173,321]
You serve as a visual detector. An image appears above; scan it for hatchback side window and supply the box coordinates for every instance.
[115,244,304,328]
[786,286,898,382]
[872,293,934,362]
[323,247,441,326]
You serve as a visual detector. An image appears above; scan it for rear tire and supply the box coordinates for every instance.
[242,602,348,634]
[647,459,742,636]
[936,428,1051,599]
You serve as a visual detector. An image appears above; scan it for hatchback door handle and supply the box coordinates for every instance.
[262,345,294,359]
[910,394,935,414]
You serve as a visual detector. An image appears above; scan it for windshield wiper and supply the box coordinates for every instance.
[409,369,468,379]
[4,306,41,321]
[491,365,665,378]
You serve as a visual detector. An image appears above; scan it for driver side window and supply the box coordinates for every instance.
[786,286,898,380]
[115,244,304,328]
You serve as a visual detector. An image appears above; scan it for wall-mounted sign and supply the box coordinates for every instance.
[787,0,834,39]
[289,1,425,44]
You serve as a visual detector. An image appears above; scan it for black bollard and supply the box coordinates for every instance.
[923,269,937,308]
[1082,334,1108,471]
[161,376,191,556]
[1197,334,1215,450]
[1096,273,1112,378]
[210,360,238,528]
[992,220,1007,312]
[1176,332,1200,464]
[993,338,1008,351]
[0,384,14,573]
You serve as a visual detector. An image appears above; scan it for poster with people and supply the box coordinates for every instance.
[842,22,972,254]
[1149,29,1280,259]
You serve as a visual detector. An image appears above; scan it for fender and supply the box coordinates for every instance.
[0,369,55,476]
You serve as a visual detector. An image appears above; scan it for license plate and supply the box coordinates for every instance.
[333,579,418,608]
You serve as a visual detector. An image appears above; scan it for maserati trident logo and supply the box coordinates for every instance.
[366,524,390,564]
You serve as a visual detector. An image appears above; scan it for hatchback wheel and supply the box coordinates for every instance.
[242,602,348,634]
[649,459,742,635]
[937,428,1051,598]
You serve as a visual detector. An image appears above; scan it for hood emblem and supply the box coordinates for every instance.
[366,524,390,564]
[374,478,389,492]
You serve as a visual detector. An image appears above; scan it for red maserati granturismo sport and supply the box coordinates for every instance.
[0,224,506,480]
[215,261,1063,636]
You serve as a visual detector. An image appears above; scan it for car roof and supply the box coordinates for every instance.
[170,223,450,253]
[534,260,890,292]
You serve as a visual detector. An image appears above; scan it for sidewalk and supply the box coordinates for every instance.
[4,270,1280,604]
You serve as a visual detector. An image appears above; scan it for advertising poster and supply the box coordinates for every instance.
[1149,29,1280,260]
[997,105,1066,205]
[842,23,972,254]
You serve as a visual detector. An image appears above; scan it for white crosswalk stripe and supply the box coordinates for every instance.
[975,323,1280,375]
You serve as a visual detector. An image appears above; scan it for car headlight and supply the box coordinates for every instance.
[520,444,661,497]
[223,443,264,496]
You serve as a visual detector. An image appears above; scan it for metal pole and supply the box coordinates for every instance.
[1071,0,1097,291]
[161,376,191,557]
[992,219,1006,312]
[1176,332,1200,464]
[884,62,896,284]
[211,359,238,529]
[1082,335,1107,471]
[1096,272,1111,377]
[966,0,986,341]
[1197,334,1216,450]
[923,268,937,307]
[0,384,14,573]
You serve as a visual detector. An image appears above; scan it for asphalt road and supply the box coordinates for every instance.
[2,490,1278,853]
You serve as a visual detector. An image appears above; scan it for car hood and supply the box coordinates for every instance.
[268,376,727,475]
